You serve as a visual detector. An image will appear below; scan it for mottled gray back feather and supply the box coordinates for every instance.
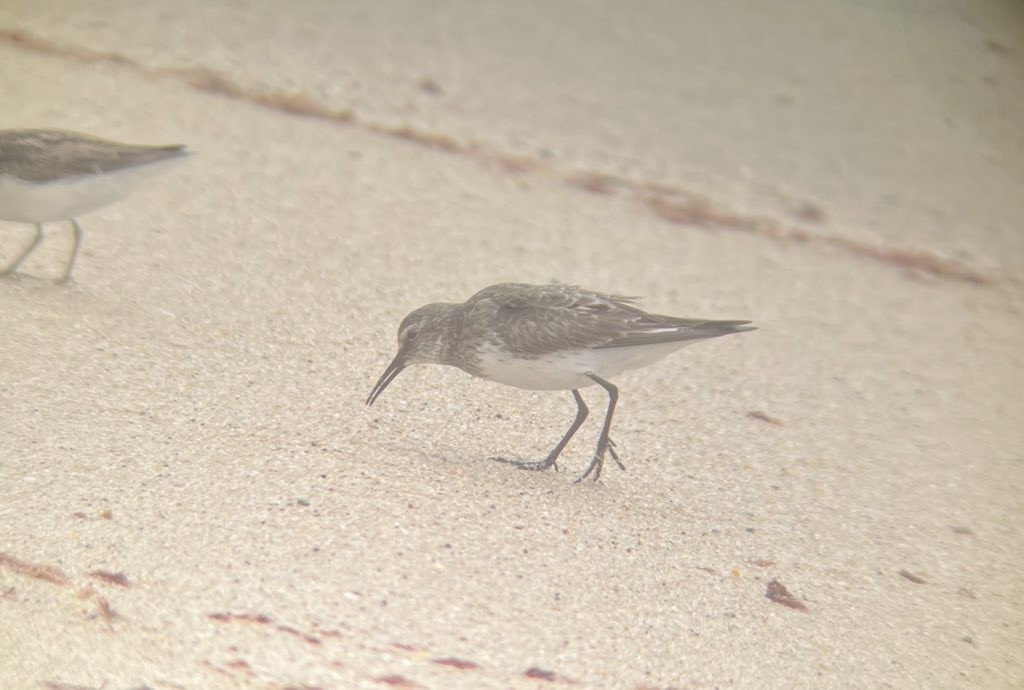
[0,129,187,183]
[460,283,753,357]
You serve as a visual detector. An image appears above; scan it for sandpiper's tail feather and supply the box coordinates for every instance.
[598,318,755,349]
[683,319,756,336]
[114,144,189,170]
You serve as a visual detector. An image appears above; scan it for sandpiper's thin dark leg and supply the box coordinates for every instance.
[575,374,620,482]
[494,389,588,472]
[0,223,45,277]
[58,219,84,284]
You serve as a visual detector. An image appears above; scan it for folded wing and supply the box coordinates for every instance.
[467,283,753,356]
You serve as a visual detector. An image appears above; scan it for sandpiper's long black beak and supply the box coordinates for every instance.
[367,351,407,406]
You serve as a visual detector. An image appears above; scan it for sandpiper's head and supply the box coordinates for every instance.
[366,303,454,406]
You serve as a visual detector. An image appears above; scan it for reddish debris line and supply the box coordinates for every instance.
[277,624,323,646]
[0,552,69,585]
[0,29,355,127]
[373,675,418,687]
[0,27,996,287]
[223,658,258,681]
[431,657,480,670]
[643,192,992,285]
[523,666,581,684]
[208,611,274,624]
[207,612,322,646]
[765,579,809,613]
[747,410,785,426]
[524,667,558,681]
[95,596,117,621]
[88,570,131,587]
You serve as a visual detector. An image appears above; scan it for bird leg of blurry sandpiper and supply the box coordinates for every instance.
[58,219,84,283]
[0,223,44,277]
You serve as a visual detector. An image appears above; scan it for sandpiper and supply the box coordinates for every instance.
[0,129,188,282]
[367,283,754,482]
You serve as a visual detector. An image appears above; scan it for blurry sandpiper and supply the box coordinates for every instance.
[0,128,188,282]
[367,283,755,482]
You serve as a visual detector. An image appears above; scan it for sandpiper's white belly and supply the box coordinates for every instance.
[0,157,185,223]
[475,340,696,390]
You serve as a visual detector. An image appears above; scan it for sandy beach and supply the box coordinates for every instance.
[2,1,1022,688]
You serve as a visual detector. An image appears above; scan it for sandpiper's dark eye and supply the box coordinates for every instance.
[404,328,419,341]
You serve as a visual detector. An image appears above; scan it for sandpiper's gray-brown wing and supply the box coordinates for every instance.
[464,283,753,356]
[0,129,187,183]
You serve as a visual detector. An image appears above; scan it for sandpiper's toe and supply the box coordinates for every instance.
[491,456,559,472]
[574,456,603,483]
[606,438,626,471]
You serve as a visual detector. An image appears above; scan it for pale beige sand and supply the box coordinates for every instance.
[1,2,1022,689]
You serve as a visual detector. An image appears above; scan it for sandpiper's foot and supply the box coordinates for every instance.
[492,456,560,472]
[573,438,625,483]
